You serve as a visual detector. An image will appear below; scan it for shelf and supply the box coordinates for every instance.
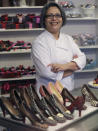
[67,17,98,21]
[0,28,44,32]
[0,6,43,14]
[0,74,35,82]
[76,68,98,73]
[1,45,97,55]
[79,45,98,49]
[0,49,31,55]
[0,6,43,10]
[0,94,9,97]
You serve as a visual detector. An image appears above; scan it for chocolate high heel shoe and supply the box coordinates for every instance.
[47,83,73,120]
[40,85,66,123]
[0,97,23,121]
[81,84,98,107]
[10,89,48,129]
[55,81,76,104]
[19,87,46,124]
[55,81,87,110]
[30,84,65,123]
[53,95,74,120]
[48,82,64,104]
[66,96,85,117]
[20,87,56,126]
[55,81,74,105]
[27,84,57,126]
[62,88,77,105]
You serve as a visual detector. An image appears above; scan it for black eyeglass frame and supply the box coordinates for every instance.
[45,13,62,19]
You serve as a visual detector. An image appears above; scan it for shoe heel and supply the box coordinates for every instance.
[23,116,25,123]
[82,93,85,101]
[64,99,66,106]
[0,99,6,117]
[66,96,85,117]
[79,109,82,117]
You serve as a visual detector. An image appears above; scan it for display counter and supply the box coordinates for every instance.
[61,109,98,131]
[0,87,98,131]
[48,103,98,131]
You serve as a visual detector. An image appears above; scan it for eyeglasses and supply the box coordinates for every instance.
[45,13,62,19]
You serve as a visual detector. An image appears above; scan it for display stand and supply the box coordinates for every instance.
[0,102,98,131]
[57,109,98,131]
[48,103,98,131]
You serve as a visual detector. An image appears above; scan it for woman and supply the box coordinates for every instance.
[31,2,86,93]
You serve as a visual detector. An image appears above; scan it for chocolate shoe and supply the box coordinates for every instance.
[0,97,23,121]
[20,87,56,126]
[26,85,57,126]
[40,85,66,123]
[53,95,74,120]
[10,89,48,129]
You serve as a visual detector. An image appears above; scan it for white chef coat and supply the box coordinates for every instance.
[31,30,86,92]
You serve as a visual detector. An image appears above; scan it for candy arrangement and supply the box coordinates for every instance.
[0,65,35,78]
[0,14,41,29]
[72,33,96,46]
[0,40,31,52]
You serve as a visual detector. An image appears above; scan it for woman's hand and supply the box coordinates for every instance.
[48,63,73,78]
[48,63,67,73]
[48,61,79,73]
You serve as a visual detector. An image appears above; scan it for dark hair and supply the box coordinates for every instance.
[40,2,66,28]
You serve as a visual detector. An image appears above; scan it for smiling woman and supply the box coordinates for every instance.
[44,6,63,39]
[31,2,86,94]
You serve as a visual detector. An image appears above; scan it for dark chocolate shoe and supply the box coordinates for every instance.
[26,85,57,126]
[40,85,66,123]
[20,87,56,126]
[10,89,48,129]
[53,95,74,120]
[0,97,23,121]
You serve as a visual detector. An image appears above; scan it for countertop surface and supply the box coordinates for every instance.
[48,86,98,131]
[0,86,98,131]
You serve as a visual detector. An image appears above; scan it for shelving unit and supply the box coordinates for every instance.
[0,6,42,129]
[59,0,98,88]
[0,5,43,98]
[0,5,44,68]
[0,0,98,89]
